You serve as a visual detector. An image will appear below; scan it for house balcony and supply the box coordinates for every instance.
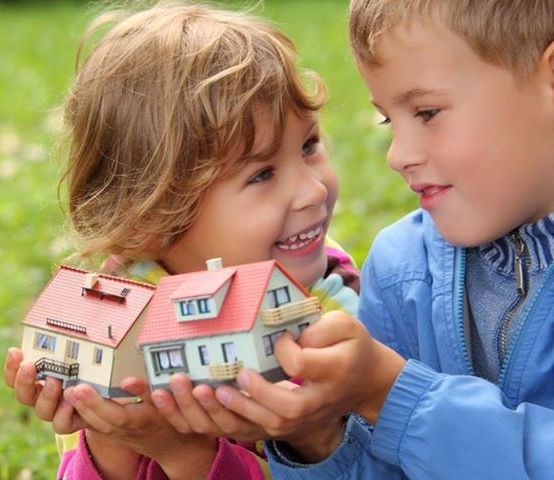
[261,296,321,327]
[35,357,79,381]
[208,360,243,380]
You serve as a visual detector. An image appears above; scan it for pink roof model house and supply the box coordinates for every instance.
[137,258,321,389]
[20,265,155,397]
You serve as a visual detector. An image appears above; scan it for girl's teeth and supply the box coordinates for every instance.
[290,227,320,242]
[277,226,322,250]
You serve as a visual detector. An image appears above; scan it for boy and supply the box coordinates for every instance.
[200,1,554,478]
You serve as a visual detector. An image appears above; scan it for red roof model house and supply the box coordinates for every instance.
[20,265,155,397]
[137,258,321,389]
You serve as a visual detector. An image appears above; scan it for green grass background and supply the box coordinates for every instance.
[0,1,416,478]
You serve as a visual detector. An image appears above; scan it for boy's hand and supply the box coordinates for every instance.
[3,347,85,433]
[64,377,216,479]
[151,373,267,442]
[210,311,405,455]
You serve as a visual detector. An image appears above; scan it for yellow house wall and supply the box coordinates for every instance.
[20,326,115,386]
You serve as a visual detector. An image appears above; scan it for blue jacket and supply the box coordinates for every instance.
[267,209,554,479]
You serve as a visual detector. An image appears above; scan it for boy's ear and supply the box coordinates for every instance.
[542,41,554,79]
[539,41,554,105]
[547,41,554,75]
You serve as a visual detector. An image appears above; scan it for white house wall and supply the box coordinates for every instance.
[143,329,259,388]
[249,269,320,374]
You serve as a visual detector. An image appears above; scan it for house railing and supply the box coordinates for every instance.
[209,360,243,380]
[261,297,321,327]
[35,357,79,380]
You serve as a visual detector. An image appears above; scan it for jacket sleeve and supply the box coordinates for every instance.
[370,359,554,479]
[265,416,406,479]
[57,430,270,480]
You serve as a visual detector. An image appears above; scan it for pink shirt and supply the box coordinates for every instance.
[57,430,268,479]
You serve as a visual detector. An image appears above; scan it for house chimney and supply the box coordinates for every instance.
[108,325,113,339]
[84,273,99,289]
[206,258,223,271]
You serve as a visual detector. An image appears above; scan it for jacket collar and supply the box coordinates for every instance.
[477,213,554,274]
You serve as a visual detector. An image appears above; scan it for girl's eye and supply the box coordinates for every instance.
[302,135,320,156]
[378,116,391,126]
[416,109,440,123]
[247,167,274,184]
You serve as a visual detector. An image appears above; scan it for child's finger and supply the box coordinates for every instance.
[64,384,123,433]
[120,377,152,403]
[52,398,87,434]
[35,377,63,421]
[166,375,220,435]
[193,385,261,440]
[215,381,316,437]
[151,388,195,434]
[14,360,41,406]
[3,347,23,388]
[296,311,361,349]
[234,369,324,420]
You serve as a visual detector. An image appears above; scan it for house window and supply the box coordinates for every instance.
[153,347,186,374]
[266,287,291,308]
[93,348,103,365]
[179,301,196,316]
[297,322,310,334]
[66,340,79,360]
[198,345,210,366]
[262,330,286,356]
[222,342,237,363]
[35,333,56,352]
[197,298,210,314]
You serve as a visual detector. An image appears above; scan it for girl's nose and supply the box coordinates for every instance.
[292,165,329,211]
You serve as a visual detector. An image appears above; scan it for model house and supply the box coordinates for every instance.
[137,258,321,389]
[20,265,155,397]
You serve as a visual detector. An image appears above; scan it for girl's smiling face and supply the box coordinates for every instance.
[161,109,338,287]
[360,19,554,246]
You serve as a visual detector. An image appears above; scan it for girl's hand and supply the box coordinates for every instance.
[151,374,267,442]
[64,377,216,479]
[3,347,85,433]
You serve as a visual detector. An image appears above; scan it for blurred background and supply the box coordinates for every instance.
[0,0,416,477]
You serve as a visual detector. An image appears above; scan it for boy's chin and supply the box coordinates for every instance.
[436,223,500,248]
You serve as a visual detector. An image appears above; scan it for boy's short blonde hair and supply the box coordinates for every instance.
[63,1,325,261]
[349,0,554,76]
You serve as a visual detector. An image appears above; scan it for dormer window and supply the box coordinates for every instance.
[175,296,216,321]
[266,286,291,308]
[179,301,196,316]
[197,298,210,314]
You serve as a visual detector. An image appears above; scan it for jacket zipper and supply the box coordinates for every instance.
[497,231,529,363]
[454,247,474,374]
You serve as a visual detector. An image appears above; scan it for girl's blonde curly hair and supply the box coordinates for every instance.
[63,1,326,262]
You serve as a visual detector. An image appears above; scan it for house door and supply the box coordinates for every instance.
[222,342,237,363]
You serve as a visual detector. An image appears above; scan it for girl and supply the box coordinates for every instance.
[3,2,359,479]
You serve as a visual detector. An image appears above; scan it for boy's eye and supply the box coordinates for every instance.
[302,135,320,156]
[378,116,391,126]
[416,109,440,122]
[247,167,274,184]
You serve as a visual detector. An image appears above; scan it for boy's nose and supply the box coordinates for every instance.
[387,136,426,173]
